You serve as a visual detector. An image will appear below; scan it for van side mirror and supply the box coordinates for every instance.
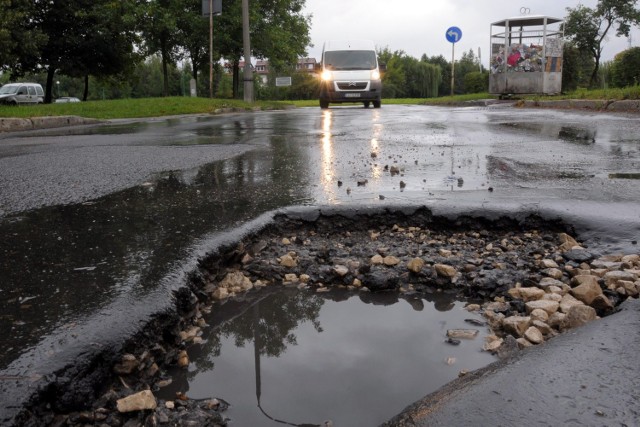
[379,64,387,72]
[315,63,322,72]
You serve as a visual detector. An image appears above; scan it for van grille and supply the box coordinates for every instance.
[337,82,368,90]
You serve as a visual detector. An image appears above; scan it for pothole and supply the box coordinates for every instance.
[156,287,496,426]
[19,208,640,427]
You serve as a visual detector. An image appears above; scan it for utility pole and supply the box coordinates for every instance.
[209,0,213,98]
[242,0,254,102]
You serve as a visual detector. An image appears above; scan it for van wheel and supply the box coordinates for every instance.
[364,102,370,108]
[373,100,381,108]
[320,100,329,109]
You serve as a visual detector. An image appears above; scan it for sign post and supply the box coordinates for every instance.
[202,0,222,98]
[445,26,462,96]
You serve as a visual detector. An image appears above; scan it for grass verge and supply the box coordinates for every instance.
[0,97,293,120]
[2,85,638,120]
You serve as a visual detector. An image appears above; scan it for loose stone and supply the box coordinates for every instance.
[524,326,544,344]
[407,257,425,273]
[116,390,157,413]
[501,316,531,337]
[447,329,479,339]
[516,287,546,302]
[434,264,457,279]
[570,279,603,306]
[383,256,401,266]
[563,304,597,329]
[525,300,559,316]
[370,254,384,265]
[279,254,297,268]
[177,350,189,368]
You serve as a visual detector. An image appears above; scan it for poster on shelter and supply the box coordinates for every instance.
[546,38,563,57]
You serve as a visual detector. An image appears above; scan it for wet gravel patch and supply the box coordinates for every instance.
[14,207,640,426]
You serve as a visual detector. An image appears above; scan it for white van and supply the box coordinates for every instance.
[0,83,45,105]
[318,40,383,109]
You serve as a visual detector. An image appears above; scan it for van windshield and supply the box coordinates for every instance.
[324,50,376,70]
[0,86,19,95]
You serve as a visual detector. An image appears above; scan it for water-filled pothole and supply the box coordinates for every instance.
[157,287,495,426]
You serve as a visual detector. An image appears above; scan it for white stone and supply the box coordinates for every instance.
[570,279,603,306]
[407,258,425,273]
[530,308,549,322]
[435,264,457,278]
[370,254,384,265]
[279,254,297,268]
[284,273,299,283]
[517,287,546,302]
[177,350,189,368]
[543,268,564,280]
[219,271,253,291]
[562,305,597,329]
[447,329,479,339]
[502,316,531,337]
[603,270,637,287]
[560,293,584,313]
[532,320,554,336]
[524,326,544,344]
[483,337,504,352]
[383,256,400,266]
[438,249,452,257]
[212,287,229,300]
[525,300,559,316]
[542,293,562,302]
[333,265,349,277]
[540,259,559,268]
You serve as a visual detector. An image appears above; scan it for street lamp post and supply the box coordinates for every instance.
[242,0,253,102]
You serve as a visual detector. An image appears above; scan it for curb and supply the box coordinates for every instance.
[0,116,103,133]
[517,99,640,112]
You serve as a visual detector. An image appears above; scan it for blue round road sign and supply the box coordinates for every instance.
[446,26,462,44]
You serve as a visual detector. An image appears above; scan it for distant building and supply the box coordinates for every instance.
[296,57,317,72]
[224,58,317,85]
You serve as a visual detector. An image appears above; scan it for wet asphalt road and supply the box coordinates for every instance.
[1,104,640,423]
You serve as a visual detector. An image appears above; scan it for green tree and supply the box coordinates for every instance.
[215,0,311,98]
[564,0,640,87]
[562,42,595,91]
[456,49,481,94]
[423,54,451,97]
[176,0,210,86]
[611,46,640,86]
[378,47,406,98]
[61,0,141,100]
[463,71,488,93]
[139,0,183,97]
[0,0,45,74]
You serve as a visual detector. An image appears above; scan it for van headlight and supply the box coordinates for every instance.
[321,70,333,81]
[371,70,381,80]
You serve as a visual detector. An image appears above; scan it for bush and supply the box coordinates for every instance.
[463,72,488,93]
[611,47,640,88]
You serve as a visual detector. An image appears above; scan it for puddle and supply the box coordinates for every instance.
[558,126,596,144]
[157,288,495,426]
[609,173,640,179]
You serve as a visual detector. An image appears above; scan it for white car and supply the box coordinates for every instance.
[55,97,81,103]
[0,83,45,105]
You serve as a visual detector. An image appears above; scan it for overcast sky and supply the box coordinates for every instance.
[302,0,640,66]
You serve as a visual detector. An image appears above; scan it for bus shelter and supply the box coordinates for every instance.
[489,15,564,97]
